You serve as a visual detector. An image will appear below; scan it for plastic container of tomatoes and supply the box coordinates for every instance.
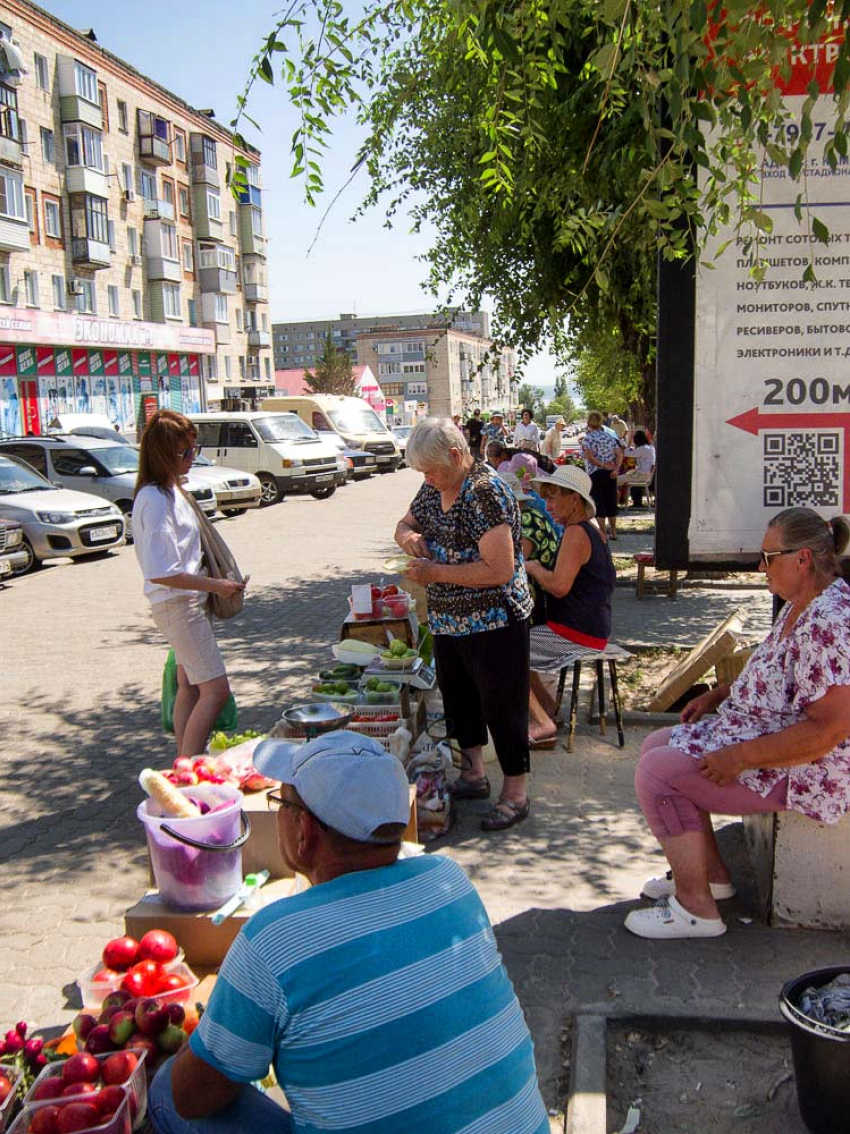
[24,1050,147,1132]
[0,1062,23,1133]
[75,954,186,1008]
[13,1082,133,1134]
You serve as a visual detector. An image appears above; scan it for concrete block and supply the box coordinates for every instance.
[566,1015,607,1134]
[744,809,850,930]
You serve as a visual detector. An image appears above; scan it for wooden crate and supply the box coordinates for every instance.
[647,610,745,712]
[340,615,417,648]
[715,646,754,686]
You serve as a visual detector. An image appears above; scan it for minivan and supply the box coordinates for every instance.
[191,412,344,505]
[260,395,401,472]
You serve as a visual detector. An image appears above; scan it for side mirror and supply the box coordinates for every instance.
[78,466,98,477]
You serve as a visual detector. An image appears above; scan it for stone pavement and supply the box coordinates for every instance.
[2,470,843,1120]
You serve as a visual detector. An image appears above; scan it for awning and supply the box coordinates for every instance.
[0,38,26,77]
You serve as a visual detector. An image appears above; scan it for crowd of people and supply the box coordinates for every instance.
[129,407,850,1132]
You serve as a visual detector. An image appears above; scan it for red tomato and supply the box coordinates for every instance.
[137,930,179,964]
[119,970,149,998]
[155,972,189,994]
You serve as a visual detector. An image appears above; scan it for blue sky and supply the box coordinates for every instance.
[44,0,558,392]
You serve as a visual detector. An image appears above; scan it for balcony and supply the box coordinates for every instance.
[247,330,270,348]
[199,266,237,294]
[146,256,181,283]
[189,134,219,186]
[243,282,268,303]
[237,183,261,207]
[72,238,110,268]
[138,111,171,166]
[143,197,175,222]
[210,322,230,345]
[0,216,29,253]
[65,166,109,198]
[238,206,265,257]
[0,108,22,166]
[56,56,103,128]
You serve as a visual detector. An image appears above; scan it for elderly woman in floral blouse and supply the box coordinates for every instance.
[626,507,850,940]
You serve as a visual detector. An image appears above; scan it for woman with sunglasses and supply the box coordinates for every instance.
[626,506,850,940]
[133,409,244,757]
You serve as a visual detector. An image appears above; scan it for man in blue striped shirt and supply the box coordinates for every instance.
[148,732,548,1134]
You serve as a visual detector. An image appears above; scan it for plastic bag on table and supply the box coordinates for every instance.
[209,736,277,792]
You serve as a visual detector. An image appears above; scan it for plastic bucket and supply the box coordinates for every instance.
[137,783,250,912]
[779,965,850,1134]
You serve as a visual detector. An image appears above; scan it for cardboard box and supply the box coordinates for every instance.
[241,789,292,878]
[125,877,300,967]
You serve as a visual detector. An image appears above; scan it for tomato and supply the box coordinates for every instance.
[381,584,399,596]
[137,930,179,965]
[119,970,149,998]
[155,972,189,994]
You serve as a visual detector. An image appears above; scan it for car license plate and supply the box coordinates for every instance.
[0,559,11,576]
[90,525,119,543]
[315,474,333,483]
[377,455,391,462]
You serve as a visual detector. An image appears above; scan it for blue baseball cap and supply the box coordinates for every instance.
[253,731,410,844]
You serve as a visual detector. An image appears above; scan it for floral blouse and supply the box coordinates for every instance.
[410,463,533,636]
[669,579,850,824]
[582,428,621,474]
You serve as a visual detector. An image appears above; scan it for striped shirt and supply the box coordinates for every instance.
[191,855,548,1134]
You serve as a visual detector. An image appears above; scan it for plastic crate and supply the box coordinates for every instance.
[18,1070,137,1133]
[349,704,403,720]
[0,1062,22,1133]
[76,953,184,1007]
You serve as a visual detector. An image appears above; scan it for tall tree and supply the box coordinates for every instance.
[515,384,546,419]
[303,333,358,396]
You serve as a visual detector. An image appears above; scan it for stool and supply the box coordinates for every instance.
[550,644,633,753]
[634,553,678,600]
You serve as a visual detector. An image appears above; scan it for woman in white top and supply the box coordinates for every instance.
[541,416,565,460]
[617,430,656,490]
[133,410,245,757]
[513,408,540,452]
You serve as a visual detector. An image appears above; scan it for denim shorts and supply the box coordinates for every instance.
[151,594,226,685]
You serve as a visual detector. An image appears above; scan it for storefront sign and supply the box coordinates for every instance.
[0,308,215,354]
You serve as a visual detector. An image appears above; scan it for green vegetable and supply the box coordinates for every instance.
[334,680,350,694]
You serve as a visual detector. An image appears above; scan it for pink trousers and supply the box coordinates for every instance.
[635,728,788,839]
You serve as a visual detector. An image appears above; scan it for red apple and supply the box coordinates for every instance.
[56,1102,100,1133]
[28,1105,61,1134]
[95,1085,125,1118]
[134,998,169,1037]
[137,930,178,965]
[71,1014,96,1044]
[61,1053,99,1086]
[100,1051,138,1087]
[100,990,131,1013]
[61,1082,97,1097]
[84,1024,116,1055]
[32,1077,64,1102]
[101,937,140,973]
[166,1003,185,1026]
[126,1034,158,1062]
[108,1011,135,1047]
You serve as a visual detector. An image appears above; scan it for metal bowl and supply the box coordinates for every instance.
[282,701,355,737]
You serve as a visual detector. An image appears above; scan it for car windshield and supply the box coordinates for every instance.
[393,427,412,438]
[327,407,384,435]
[193,453,213,466]
[94,446,140,475]
[0,455,54,494]
[253,415,316,442]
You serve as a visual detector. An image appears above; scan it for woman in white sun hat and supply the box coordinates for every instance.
[525,465,616,744]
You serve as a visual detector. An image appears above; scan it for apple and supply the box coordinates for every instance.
[95,1085,125,1118]
[84,1024,116,1055]
[100,1050,138,1087]
[173,757,193,773]
[137,930,178,965]
[28,1105,61,1134]
[32,1078,65,1102]
[56,1102,100,1133]
[156,1023,187,1054]
[100,990,132,1013]
[166,1002,185,1026]
[101,936,140,973]
[126,1034,158,1062]
[171,771,198,786]
[134,998,169,1037]
[107,1011,135,1047]
[61,1053,99,1086]
[71,1014,96,1044]
[61,1082,97,1097]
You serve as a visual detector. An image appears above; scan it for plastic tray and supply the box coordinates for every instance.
[310,688,359,704]
[375,655,420,671]
[0,1062,22,1133]
[24,1050,145,1131]
[331,642,381,666]
[11,1092,132,1134]
[76,954,187,1009]
[357,688,402,706]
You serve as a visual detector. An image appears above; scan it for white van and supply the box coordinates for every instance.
[261,395,401,472]
[191,412,344,505]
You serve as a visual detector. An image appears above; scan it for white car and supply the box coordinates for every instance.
[0,453,125,573]
[191,454,262,516]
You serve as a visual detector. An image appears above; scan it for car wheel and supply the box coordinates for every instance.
[258,474,283,506]
[221,508,243,517]
[310,486,336,500]
[12,538,40,575]
[117,500,134,543]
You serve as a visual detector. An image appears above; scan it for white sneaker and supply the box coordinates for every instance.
[641,870,736,902]
[624,896,727,939]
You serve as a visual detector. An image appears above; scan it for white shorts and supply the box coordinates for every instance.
[151,595,226,686]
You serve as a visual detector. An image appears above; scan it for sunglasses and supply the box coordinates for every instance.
[759,548,797,568]
[266,790,328,829]
[177,444,200,460]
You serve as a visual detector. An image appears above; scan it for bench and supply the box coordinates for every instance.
[545,643,633,753]
[633,552,678,600]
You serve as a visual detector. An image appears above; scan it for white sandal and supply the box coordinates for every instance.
[641,870,736,902]
[624,896,726,939]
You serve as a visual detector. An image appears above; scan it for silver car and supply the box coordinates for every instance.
[191,454,262,516]
[0,436,216,540]
[0,454,125,573]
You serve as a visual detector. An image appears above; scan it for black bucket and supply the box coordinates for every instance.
[779,965,850,1134]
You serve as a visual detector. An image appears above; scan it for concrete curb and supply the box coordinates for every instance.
[566,1015,607,1134]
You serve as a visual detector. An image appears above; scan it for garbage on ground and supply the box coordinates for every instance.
[616,1105,641,1134]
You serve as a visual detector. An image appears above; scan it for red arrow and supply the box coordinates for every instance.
[726,406,850,434]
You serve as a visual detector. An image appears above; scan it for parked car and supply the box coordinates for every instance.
[191,454,262,515]
[0,453,125,573]
[391,426,413,466]
[65,425,136,445]
[315,431,378,481]
[261,395,402,472]
[0,436,216,540]
[0,517,28,579]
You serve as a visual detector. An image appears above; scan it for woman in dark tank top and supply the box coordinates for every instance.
[525,466,616,743]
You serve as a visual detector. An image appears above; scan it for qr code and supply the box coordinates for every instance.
[763,432,841,508]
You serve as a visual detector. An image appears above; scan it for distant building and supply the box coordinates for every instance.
[272,310,514,421]
[274,363,385,417]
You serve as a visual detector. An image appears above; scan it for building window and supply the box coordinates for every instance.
[207,189,221,221]
[24,270,38,307]
[224,355,232,379]
[187,298,197,326]
[0,84,19,144]
[161,222,178,261]
[127,226,138,257]
[139,168,156,201]
[174,129,186,163]
[205,355,217,381]
[248,164,260,188]
[40,126,54,164]
[132,289,142,318]
[107,219,116,252]
[251,208,263,237]
[236,308,242,332]
[229,212,237,237]
[215,294,228,323]
[182,240,193,273]
[108,285,119,316]
[162,178,175,210]
[178,185,190,218]
[121,162,132,192]
[117,100,128,133]
[24,189,35,232]
[239,355,245,379]
[0,264,10,304]
[75,279,95,314]
[64,123,103,170]
[81,195,109,243]
[261,312,268,332]
[44,199,61,238]
[34,52,49,90]
[0,169,24,220]
[163,283,180,319]
[52,274,65,310]
[202,137,217,168]
[74,61,98,104]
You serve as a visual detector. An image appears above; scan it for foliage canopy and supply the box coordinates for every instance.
[303,332,359,396]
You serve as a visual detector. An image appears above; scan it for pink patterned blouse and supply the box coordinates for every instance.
[669,579,850,824]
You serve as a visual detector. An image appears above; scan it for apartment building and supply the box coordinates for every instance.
[0,0,272,438]
[272,309,513,421]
